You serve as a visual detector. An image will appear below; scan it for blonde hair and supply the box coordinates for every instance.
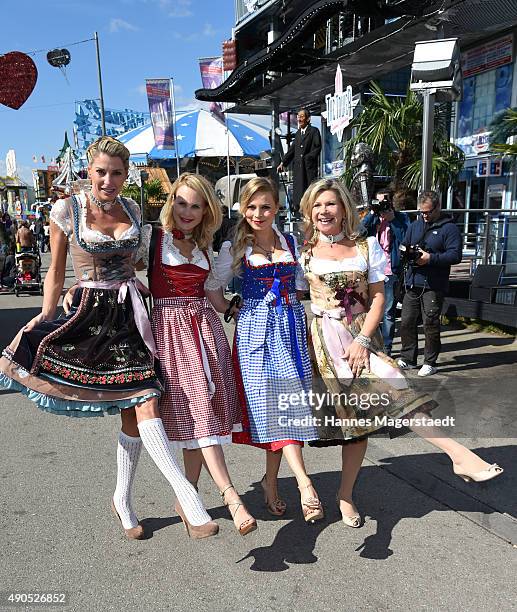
[159,172,222,251]
[86,136,131,172]
[231,177,279,276]
[300,178,360,249]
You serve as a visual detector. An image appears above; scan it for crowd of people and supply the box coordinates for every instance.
[0,135,504,543]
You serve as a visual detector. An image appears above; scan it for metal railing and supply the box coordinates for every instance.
[402,208,517,279]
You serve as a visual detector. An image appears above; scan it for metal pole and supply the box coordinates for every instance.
[421,89,435,192]
[94,32,106,136]
[169,79,180,178]
[483,212,491,266]
[270,97,280,186]
[226,122,231,218]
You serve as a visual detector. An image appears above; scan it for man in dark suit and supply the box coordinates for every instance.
[277,109,321,215]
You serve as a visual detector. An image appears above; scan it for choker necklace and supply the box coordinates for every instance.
[318,229,346,246]
[88,190,119,212]
[171,228,193,240]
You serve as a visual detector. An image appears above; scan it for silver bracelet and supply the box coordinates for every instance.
[354,334,372,349]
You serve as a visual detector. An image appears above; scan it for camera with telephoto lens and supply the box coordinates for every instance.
[399,243,423,263]
[370,198,393,215]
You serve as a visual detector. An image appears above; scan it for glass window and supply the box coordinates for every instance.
[458,64,513,137]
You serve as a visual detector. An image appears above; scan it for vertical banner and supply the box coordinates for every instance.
[199,56,223,90]
[199,57,225,123]
[145,78,175,150]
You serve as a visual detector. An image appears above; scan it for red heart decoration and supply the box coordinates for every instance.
[0,51,38,110]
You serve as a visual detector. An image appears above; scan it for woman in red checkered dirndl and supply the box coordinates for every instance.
[149,173,256,536]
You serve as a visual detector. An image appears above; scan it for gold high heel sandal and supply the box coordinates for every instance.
[220,484,258,536]
[336,495,361,528]
[298,482,324,524]
[110,499,145,540]
[260,474,287,517]
[453,463,504,483]
[174,501,219,539]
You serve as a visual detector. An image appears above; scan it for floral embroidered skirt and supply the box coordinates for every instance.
[308,311,437,446]
[0,287,161,417]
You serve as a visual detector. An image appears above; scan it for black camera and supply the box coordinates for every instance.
[370,198,392,215]
[399,244,423,263]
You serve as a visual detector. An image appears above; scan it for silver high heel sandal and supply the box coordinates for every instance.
[453,463,504,483]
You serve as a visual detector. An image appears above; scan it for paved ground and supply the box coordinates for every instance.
[0,253,516,612]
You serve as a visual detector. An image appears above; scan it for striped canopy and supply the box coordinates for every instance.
[118,109,270,164]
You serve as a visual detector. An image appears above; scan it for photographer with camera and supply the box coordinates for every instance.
[397,190,462,376]
[361,188,409,356]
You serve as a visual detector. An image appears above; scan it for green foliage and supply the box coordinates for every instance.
[121,178,167,205]
[489,107,517,157]
[343,82,464,192]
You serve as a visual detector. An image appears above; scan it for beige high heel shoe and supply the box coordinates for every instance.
[298,482,324,524]
[220,484,258,536]
[110,499,145,540]
[174,501,219,539]
[453,463,504,483]
[336,495,361,528]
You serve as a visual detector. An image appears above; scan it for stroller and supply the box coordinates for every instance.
[14,249,43,296]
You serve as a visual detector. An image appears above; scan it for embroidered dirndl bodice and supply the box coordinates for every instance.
[241,233,298,300]
[302,238,370,325]
[67,195,141,282]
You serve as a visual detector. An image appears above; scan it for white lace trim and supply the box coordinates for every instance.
[306,236,387,283]
[215,224,308,291]
[49,192,141,243]
[169,424,243,449]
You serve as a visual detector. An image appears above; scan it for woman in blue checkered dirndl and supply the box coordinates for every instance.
[215,177,324,523]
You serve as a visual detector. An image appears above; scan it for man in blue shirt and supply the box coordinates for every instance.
[362,188,409,356]
[397,190,462,376]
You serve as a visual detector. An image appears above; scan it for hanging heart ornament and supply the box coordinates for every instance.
[0,51,38,109]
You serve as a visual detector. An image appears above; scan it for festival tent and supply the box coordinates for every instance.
[118,109,270,164]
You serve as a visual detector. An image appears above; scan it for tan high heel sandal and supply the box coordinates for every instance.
[260,474,287,517]
[298,482,324,524]
[110,499,145,540]
[220,484,257,536]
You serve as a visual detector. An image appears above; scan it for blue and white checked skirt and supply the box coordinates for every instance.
[235,292,318,443]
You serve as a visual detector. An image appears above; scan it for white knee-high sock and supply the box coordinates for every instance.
[113,432,142,529]
[137,418,212,526]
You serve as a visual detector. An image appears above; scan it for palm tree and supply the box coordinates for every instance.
[489,107,517,156]
[343,82,464,196]
[122,178,168,221]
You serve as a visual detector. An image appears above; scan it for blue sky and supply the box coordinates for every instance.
[0,0,237,183]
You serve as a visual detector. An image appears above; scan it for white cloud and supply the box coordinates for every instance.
[172,23,217,42]
[168,0,193,17]
[110,18,139,33]
[202,23,216,37]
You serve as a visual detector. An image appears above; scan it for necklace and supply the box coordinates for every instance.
[88,190,120,212]
[171,228,193,240]
[318,229,346,246]
[255,235,278,262]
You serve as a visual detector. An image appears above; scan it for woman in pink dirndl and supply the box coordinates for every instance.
[148,173,256,536]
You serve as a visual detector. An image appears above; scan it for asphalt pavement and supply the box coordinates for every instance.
[0,253,516,612]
